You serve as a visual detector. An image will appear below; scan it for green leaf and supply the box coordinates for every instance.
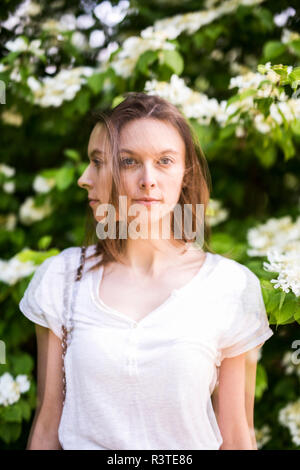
[17,399,31,421]
[37,235,52,250]
[255,363,268,400]
[219,124,236,140]
[278,291,286,310]
[77,162,88,175]
[210,232,235,255]
[263,41,286,60]
[289,40,300,56]
[288,66,300,87]
[55,166,75,191]
[17,248,59,265]
[112,95,125,108]
[226,89,256,107]
[255,97,273,117]
[87,72,105,94]
[277,300,297,324]
[64,149,80,162]
[2,404,22,423]
[205,24,224,40]
[159,49,184,75]
[266,291,282,314]
[291,119,300,136]
[12,353,34,375]
[0,421,22,444]
[253,7,274,32]
[253,142,276,168]
[136,50,158,76]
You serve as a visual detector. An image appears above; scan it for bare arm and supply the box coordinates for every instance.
[26,324,64,450]
[212,344,263,450]
[212,351,255,450]
[244,346,261,450]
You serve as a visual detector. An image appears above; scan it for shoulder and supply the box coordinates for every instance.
[49,244,97,266]
[27,245,97,284]
[209,253,260,295]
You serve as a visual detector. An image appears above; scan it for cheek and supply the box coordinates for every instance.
[164,170,184,195]
[119,173,135,196]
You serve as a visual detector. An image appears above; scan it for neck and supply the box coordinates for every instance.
[121,238,193,278]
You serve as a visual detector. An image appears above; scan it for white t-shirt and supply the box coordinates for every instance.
[19,245,274,450]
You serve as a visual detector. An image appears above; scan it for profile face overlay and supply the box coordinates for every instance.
[78,117,188,242]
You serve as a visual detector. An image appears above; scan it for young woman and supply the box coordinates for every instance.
[19,92,274,450]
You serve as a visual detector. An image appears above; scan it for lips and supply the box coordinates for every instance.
[88,199,99,206]
[133,198,161,206]
[133,198,161,202]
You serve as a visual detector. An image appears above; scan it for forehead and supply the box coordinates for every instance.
[119,118,185,154]
[88,123,110,154]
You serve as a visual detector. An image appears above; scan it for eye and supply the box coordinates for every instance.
[159,157,173,165]
[92,159,103,168]
[120,157,137,167]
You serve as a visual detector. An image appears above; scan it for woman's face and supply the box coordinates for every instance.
[78,118,186,232]
[77,122,112,219]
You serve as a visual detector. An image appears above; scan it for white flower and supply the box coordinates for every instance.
[3,181,15,193]
[281,29,300,45]
[1,109,23,126]
[94,1,129,27]
[10,67,22,82]
[0,254,36,285]
[41,19,62,33]
[254,114,272,134]
[27,66,94,107]
[278,399,300,447]
[0,373,20,406]
[0,213,17,231]
[19,196,53,225]
[145,74,224,126]
[71,32,88,50]
[5,37,44,56]
[229,71,265,92]
[89,30,105,48]
[247,215,300,257]
[110,35,175,78]
[0,63,9,73]
[254,425,272,449]
[96,41,119,63]
[281,351,300,378]
[76,14,95,30]
[274,8,296,27]
[33,175,55,193]
[266,69,280,84]
[59,13,77,31]
[0,372,30,406]
[5,37,28,52]
[205,198,229,226]
[235,125,246,137]
[16,0,41,17]
[0,164,15,178]
[211,49,224,61]
[15,375,30,393]
[263,245,300,297]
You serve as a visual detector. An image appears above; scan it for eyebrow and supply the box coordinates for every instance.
[88,149,105,159]
[120,148,180,155]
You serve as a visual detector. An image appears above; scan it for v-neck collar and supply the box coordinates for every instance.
[89,251,217,327]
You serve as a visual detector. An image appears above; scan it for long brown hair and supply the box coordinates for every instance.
[81,92,218,273]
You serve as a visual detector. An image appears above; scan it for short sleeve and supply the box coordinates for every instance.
[19,252,66,340]
[218,266,274,362]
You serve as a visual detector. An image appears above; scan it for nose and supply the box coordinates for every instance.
[77,165,92,190]
[139,163,157,190]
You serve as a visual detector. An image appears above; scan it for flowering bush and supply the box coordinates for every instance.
[0,0,299,449]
